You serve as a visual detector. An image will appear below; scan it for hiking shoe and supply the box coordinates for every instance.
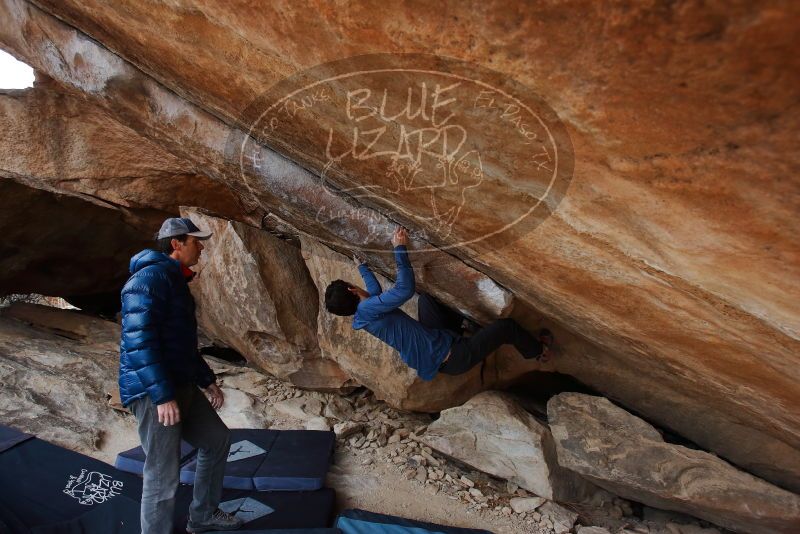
[186,508,244,532]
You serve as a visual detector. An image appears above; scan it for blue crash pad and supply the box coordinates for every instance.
[0,424,148,534]
[336,509,494,534]
[114,439,196,474]
[116,428,335,491]
[0,425,34,453]
[175,487,337,531]
[203,531,339,534]
[0,425,337,533]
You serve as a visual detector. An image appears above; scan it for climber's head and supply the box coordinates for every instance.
[324,280,368,316]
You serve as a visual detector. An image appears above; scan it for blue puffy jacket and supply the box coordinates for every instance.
[118,249,216,406]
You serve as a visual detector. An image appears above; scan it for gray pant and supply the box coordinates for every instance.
[130,385,231,534]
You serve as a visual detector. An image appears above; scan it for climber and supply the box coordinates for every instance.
[324,226,553,380]
[119,217,243,534]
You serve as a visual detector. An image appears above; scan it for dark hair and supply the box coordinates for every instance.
[325,280,360,316]
[155,234,188,254]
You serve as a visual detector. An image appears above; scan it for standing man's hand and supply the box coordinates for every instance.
[205,383,225,410]
[352,253,364,267]
[157,400,181,426]
[391,227,409,247]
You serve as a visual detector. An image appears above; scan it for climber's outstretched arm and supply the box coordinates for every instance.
[357,228,414,315]
[356,257,383,296]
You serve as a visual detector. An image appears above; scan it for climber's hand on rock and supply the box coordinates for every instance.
[157,400,181,426]
[392,227,409,247]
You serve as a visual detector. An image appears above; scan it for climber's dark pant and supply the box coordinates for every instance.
[417,293,543,376]
[417,292,464,333]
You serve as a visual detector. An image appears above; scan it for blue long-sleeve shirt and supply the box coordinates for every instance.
[352,246,456,380]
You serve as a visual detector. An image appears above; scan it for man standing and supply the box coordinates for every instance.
[324,227,553,380]
[119,217,242,533]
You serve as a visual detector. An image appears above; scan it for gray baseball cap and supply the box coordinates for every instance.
[157,217,212,240]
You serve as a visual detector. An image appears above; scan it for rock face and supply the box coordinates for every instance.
[203,359,272,430]
[0,303,138,463]
[0,0,798,493]
[183,208,353,390]
[423,391,595,502]
[538,501,579,534]
[547,392,800,534]
[508,496,545,514]
[0,82,244,219]
[0,83,248,302]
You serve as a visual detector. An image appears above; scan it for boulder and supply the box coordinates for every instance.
[547,392,800,534]
[215,387,270,429]
[538,501,578,534]
[423,391,596,501]
[324,396,355,422]
[273,397,325,422]
[305,417,331,431]
[333,421,364,439]
[202,359,273,429]
[509,496,545,514]
[0,303,138,463]
[184,208,353,391]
